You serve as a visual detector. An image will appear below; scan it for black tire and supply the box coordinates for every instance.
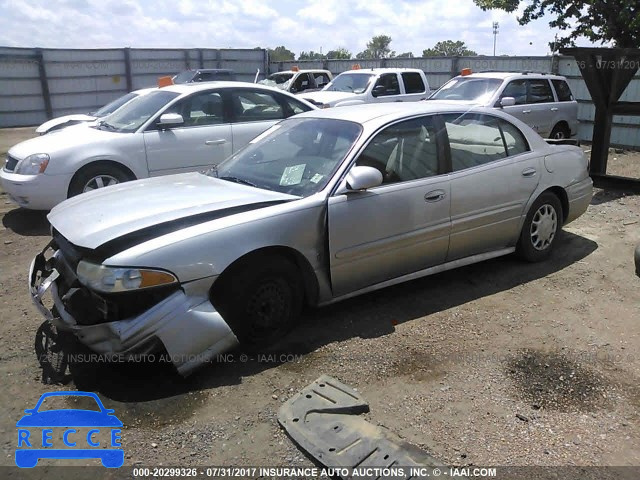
[68,163,131,198]
[517,192,562,262]
[213,256,303,348]
[549,123,570,140]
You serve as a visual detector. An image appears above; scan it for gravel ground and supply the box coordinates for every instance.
[0,127,639,476]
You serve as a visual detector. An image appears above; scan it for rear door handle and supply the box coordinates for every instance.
[205,139,226,146]
[522,109,532,114]
[522,167,537,177]
[550,107,559,111]
[425,190,446,202]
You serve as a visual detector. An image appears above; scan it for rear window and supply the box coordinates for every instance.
[401,72,426,94]
[552,79,574,101]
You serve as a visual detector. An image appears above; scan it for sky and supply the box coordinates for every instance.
[0,0,599,57]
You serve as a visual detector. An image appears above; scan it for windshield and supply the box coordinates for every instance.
[213,118,362,197]
[97,90,180,133]
[429,77,502,103]
[259,73,293,90]
[93,92,139,117]
[325,73,374,94]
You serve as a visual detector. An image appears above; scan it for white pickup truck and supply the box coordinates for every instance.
[302,67,430,108]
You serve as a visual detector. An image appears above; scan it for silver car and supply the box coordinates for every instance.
[29,103,593,375]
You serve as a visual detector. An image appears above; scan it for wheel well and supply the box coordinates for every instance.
[68,160,136,196]
[552,121,570,134]
[211,246,319,307]
[544,186,569,224]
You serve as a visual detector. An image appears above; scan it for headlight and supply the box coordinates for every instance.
[14,153,50,175]
[76,260,178,293]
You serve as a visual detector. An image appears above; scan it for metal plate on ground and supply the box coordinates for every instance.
[278,375,442,479]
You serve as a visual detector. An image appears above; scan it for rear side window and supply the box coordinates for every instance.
[551,79,574,101]
[527,79,554,103]
[231,90,284,122]
[499,119,530,156]
[401,72,426,94]
[443,113,507,171]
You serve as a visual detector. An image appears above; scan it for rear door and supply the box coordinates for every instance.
[142,90,232,176]
[400,71,429,101]
[524,79,556,137]
[443,112,540,261]
[328,114,451,296]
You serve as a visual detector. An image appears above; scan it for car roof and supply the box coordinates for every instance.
[273,69,330,74]
[158,81,293,94]
[294,101,496,125]
[461,71,567,80]
[337,68,423,75]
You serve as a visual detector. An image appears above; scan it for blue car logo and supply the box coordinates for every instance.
[16,391,123,468]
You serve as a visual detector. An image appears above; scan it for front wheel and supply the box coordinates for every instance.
[550,123,570,140]
[68,164,131,198]
[213,256,303,348]
[517,192,562,262]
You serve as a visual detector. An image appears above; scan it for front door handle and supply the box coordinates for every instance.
[522,167,537,177]
[522,109,532,114]
[425,190,446,202]
[550,107,559,111]
[205,139,227,146]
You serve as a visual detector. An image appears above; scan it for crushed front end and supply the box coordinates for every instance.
[29,233,238,376]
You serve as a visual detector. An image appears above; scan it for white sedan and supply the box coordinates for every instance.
[1,82,315,210]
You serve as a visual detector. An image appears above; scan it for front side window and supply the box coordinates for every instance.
[552,79,574,101]
[164,91,225,127]
[500,80,527,105]
[292,73,313,92]
[443,113,507,171]
[231,90,284,122]
[214,118,362,197]
[356,116,440,185]
[99,90,180,133]
[373,73,400,96]
[401,72,426,94]
[527,79,554,103]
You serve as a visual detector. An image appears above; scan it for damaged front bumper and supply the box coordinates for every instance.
[29,243,238,376]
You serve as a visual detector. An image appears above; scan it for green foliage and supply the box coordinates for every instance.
[326,47,352,59]
[268,46,295,62]
[422,40,477,57]
[473,0,640,48]
[356,35,395,59]
[298,51,325,61]
[396,51,415,58]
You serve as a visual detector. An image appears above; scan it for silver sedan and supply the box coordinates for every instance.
[29,102,593,375]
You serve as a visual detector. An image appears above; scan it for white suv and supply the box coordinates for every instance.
[428,71,578,139]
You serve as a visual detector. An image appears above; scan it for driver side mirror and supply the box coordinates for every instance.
[158,113,184,129]
[336,166,383,194]
[372,85,386,97]
[499,96,516,107]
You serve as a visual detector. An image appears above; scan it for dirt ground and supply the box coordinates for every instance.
[0,127,639,477]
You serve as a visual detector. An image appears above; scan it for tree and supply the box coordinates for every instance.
[422,40,477,57]
[356,35,396,59]
[473,0,640,49]
[298,51,325,61]
[326,47,352,59]
[268,46,295,62]
[396,51,415,58]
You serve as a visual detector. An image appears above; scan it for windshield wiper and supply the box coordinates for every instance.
[219,176,257,188]
[98,120,117,131]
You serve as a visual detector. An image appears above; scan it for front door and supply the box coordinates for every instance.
[328,115,451,297]
[143,91,232,176]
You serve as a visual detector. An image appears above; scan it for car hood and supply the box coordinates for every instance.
[9,126,124,159]
[48,173,298,250]
[35,114,97,134]
[302,91,359,105]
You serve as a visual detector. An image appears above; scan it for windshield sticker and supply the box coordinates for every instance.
[280,164,306,186]
[310,173,323,184]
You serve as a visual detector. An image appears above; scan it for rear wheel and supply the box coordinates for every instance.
[517,192,562,262]
[68,163,131,198]
[213,256,303,348]
[550,123,570,140]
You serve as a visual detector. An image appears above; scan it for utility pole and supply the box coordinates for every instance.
[493,22,499,56]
